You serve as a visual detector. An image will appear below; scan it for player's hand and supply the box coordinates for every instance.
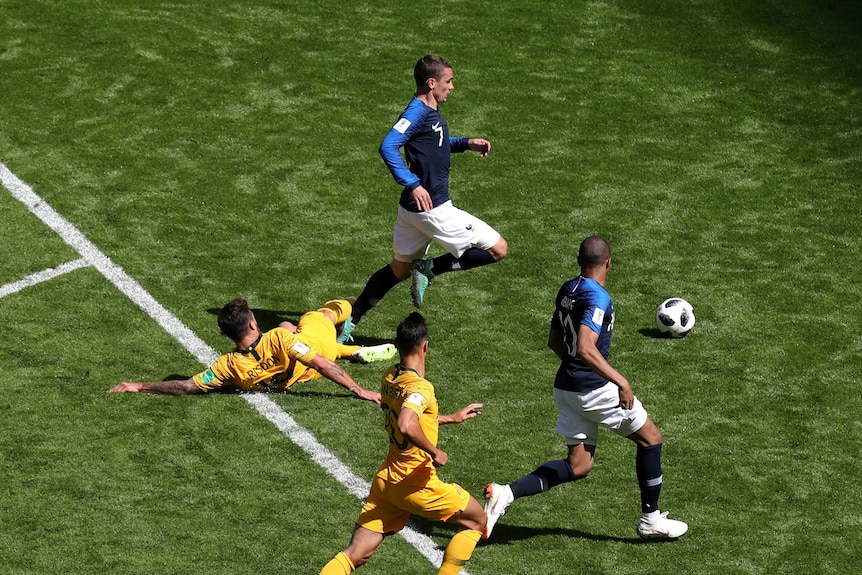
[432,449,449,467]
[468,138,491,157]
[356,388,382,405]
[452,403,484,423]
[109,382,144,393]
[411,185,433,212]
[617,382,634,410]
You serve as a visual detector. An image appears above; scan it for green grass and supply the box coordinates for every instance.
[2,1,861,573]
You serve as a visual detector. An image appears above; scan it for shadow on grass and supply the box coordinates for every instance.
[480,522,679,546]
[159,376,371,401]
[639,327,689,339]
[205,306,392,346]
[639,327,665,339]
[205,306,303,330]
[411,517,677,546]
[283,389,369,401]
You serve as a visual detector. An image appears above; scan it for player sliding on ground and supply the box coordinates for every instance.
[109,297,392,403]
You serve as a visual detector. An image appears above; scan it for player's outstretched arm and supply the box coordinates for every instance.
[309,355,381,405]
[438,403,483,425]
[108,378,201,396]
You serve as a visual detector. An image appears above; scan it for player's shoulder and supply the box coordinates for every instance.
[389,365,433,390]
[558,276,592,298]
[401,97,433,122]
[585,282,612,312]
[384,98,430,141]
[401,376,435,408]
[268,326,317,355]
[558,276,610,308]
[559,276,582,292]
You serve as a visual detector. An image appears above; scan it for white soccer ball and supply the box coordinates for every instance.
[655,298,695,338]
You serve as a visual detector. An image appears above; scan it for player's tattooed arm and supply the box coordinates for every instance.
[109,378,201,396]
[309,355,381,405]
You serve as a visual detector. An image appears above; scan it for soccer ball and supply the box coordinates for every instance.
[655,298,695,337]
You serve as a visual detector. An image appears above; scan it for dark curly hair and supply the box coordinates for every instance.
[217,298,254,341]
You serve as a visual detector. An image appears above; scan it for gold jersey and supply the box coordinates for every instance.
[192,327,319,392]
[375,364,439,485]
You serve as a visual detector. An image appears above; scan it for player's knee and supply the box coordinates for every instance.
[570,459,593,478]
[572,462,593,479]
[390,259,413,281]
[490,237,508,260]
[638,419,663,446]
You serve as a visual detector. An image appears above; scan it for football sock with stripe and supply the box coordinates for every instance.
[319,551,355,575]
[510,459,577,498]
[437,528,482,575]
[636,443,663,514]
[428,248,496,276]
[428,253,458,274]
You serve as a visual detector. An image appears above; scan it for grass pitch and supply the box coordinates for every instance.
[1,1,860,573]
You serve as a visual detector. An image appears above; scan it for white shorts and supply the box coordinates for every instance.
[553,382,649,446]
[393,200,501,262]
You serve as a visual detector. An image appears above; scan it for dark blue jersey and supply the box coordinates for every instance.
[551,276,615,393]
[379,97,470,212]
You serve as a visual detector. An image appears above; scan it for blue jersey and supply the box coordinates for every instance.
[379,97,470,213]
[551,276,615,392]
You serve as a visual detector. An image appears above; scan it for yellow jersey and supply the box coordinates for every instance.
[192,327,319,392]
[375,364,439,485]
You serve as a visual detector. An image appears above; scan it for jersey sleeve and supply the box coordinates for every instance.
[449,136,470,153]
[581,289,610,334]
[273,328,318,365]
[401,379,434,417]
[192,355,231,392]
[379,99,426,190]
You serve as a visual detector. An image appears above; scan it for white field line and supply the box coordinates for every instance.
[0,258,89,299]
[0,162,458,572]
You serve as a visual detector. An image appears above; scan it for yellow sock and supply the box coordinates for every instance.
[337,343,361,359]
[437,528,482,575]
[320,551,355,575]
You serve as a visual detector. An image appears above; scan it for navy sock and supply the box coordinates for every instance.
[636,443,663,514]
[429,254,458,275]
[456,248,496,270]
[352,265,401,324]
[510,459,576,499]
[428,249,496,276]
